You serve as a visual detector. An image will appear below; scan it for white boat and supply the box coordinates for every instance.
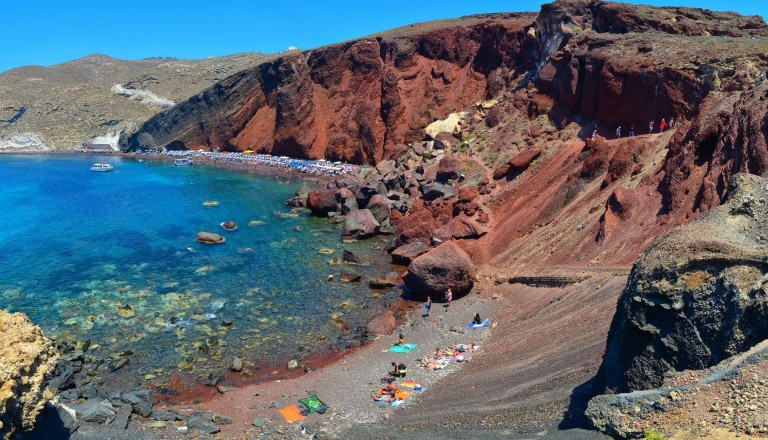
[90,163,113,172]
[174,158,193,166]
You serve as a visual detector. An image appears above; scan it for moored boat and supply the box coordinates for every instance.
[90,163,113,172]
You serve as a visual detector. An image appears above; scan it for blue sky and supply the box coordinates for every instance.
[2,1,766,73]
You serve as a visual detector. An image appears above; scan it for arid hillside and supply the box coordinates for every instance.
[0,53,267,148]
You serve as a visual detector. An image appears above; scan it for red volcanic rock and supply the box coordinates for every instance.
[433,216,489,242]
[493,147,542,180]
[433,132,458,151]
[596,187,637,242]
[367,310,396,336]
[403,241,477,298]
[391,241,430,265]
[125,15,540,163]
[457,186,479,203]
[436,154,461,182]
[342,209,380,239]
[307,189,338,216]
[394,202,438,247]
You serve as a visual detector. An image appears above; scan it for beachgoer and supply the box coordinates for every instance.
[396,333,404,346]
[473,313,482,325]
[615,126,621,139]
[649,120,655,134]
[669,117,675,127]
[425,296,432,317]
[445,289,452,307]
[629,126,635,137]
[397,362,407,377]
[659,118,667,132]
[382,382,398,396]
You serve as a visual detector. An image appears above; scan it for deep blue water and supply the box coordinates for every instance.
[0,154,396,385]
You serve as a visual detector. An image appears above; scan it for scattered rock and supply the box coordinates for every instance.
[390,241,430,265]
[195,232,226,244]
[252,417,266,428]
[77,400,116,425]
[342,209,380,239]
[287,360,299,370]
[220,220,237,231]
[339,268,362,282]
[188,418,220,434]
[232,357,243,372]
[121,390,153,418]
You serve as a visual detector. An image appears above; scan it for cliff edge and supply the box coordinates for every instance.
[0,310,58,439]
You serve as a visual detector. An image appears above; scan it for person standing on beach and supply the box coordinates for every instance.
[649,120,655,134]
[425,296,432,317]
[445,289,452,307]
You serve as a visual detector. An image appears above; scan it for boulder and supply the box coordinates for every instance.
[457,186,480,203]
[394,204,438,247]
[339,268,362,282]
[336,187,358,214]
[220,220,237,231]
[391,242,430,265]
[366,310,396,336]
[421,182,455,201]
[0,311,58,439]
[195,232,225,244]
[366,194,391,224]
[433,132,458,151]
[369,272,399,289]
[594,174,768,393]
[434,216,489,242]
[188,418,220,434]
[403,241,477,298]
[306,189,338,216]
[77,400,116,425]
[231,357,243,372]
[342,209,380,239]
[342,249,367,265]
[121,390,153,418]
[375,160,396,176]
[436,154,460,182]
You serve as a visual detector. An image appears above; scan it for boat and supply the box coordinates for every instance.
[174,158,193,166]
[89,163,113,172]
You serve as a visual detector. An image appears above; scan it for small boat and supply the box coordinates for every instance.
[90,163,113,172]
[175,158,193,166]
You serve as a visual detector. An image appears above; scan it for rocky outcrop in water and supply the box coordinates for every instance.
[594,174,768,394]
[0,311,58,439]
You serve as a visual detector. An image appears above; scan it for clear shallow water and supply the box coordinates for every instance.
[0,154,397,387]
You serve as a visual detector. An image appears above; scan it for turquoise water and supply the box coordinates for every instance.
[0,154,397,386]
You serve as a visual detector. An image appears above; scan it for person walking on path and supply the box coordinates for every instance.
[445,289,453,307]
[659,118,667,132]
[649,120,655,134]
[629,126,635,137]
[591,128,598,140]
[425,296,432,317]
[615,126,622,139]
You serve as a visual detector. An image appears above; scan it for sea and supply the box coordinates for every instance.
[0,154,398,389]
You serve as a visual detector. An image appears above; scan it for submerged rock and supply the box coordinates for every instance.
[220,220,237,231]
[195,232,226,244]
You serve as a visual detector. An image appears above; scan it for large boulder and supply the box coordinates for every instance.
[433,216,489,242]
[436,154,460,182]
[391,241,430,265]
[306,189,338,216]
[594,174,768,393]
[421,182,455,201]
[342,209,380,239]
[403,241,477,298]
[366,194,391,224]
[394,203,439,247]
[0,311,59,439]
[195,232,225,244]
[366,311,396,336]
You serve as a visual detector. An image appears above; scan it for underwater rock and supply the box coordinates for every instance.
[195,232,226,244]
[231,357,243,372]
[116,304,135,318]
[220,220,237,231]
[287,360,299,370]
[339,269,362,282]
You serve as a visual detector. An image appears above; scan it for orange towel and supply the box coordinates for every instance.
[278,405,305,423]
[394,390,410,400]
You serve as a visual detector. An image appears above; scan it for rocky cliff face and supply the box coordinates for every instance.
[594,173,768,393]
[123,14,540,163]
[0,311,58,439]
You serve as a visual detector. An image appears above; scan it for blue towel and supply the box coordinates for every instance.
[466,318,491,329]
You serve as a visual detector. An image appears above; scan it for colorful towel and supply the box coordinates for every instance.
[278,405,305,423]
[388,343,416,353]
[466,318,491,329]
[400,380,423,390]
[394,390,410,400]
[298,394,328,414]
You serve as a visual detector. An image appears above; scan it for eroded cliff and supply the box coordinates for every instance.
[0,310,58,439]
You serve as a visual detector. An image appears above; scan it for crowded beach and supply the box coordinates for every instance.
[159,150,364,176]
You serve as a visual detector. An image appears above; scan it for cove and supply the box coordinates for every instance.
[0,154,398,390]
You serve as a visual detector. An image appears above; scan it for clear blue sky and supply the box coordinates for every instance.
[2,1,765,74]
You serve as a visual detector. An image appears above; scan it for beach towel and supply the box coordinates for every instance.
[394,390,410,400]
[466,318,491,329]
[400,380,423,390]
[298,394,328,414]
[278,405,305,423]
[388,343,416,353]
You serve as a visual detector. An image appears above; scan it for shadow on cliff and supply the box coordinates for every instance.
[558,376,598,430]
[23,404,73,440]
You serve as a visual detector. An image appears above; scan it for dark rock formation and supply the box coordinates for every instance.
[404,241,477,298]
[594,174,768,393]
[307,189,339,216]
